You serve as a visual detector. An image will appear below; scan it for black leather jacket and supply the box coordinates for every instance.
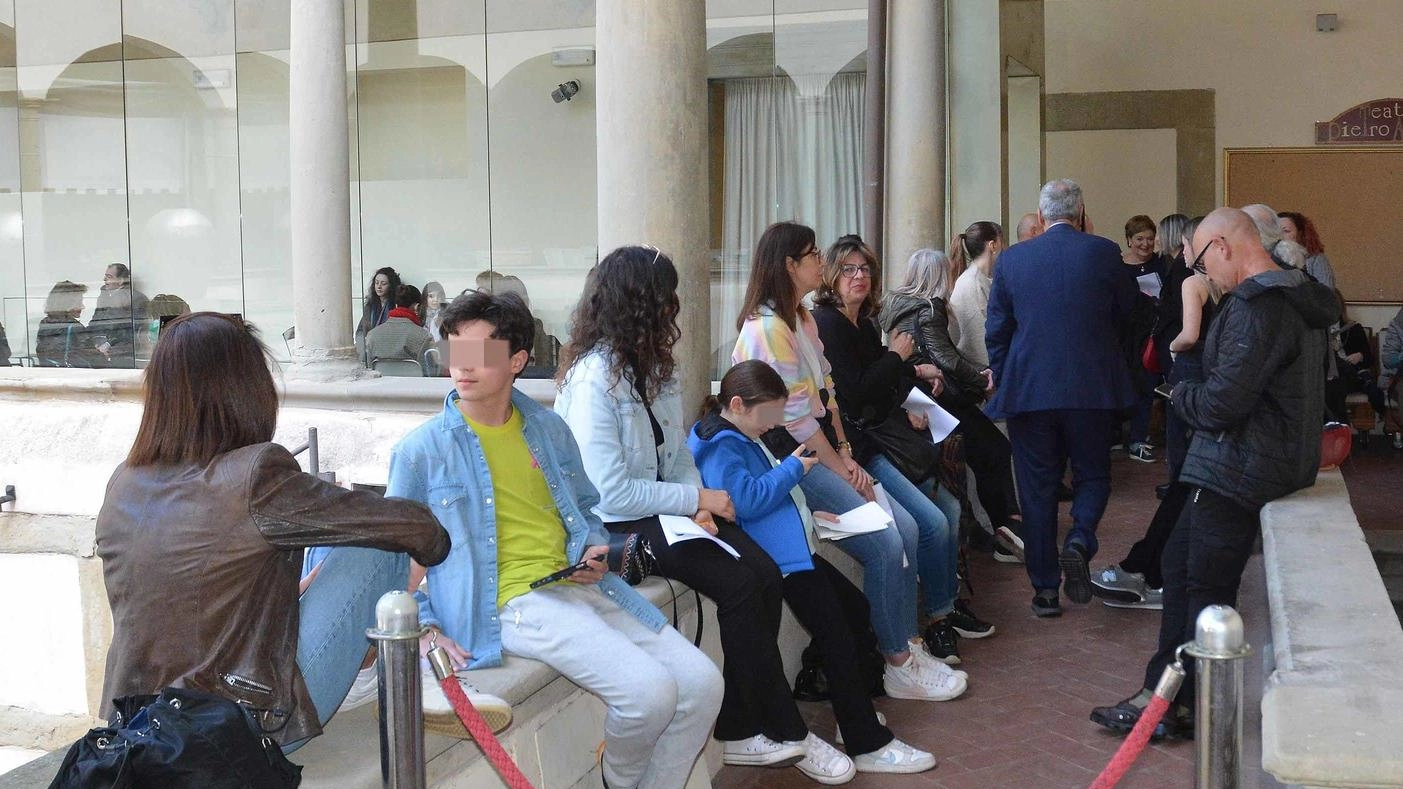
[1174,269,1337,510]
[97,443,450,744]
[879,292,987,405]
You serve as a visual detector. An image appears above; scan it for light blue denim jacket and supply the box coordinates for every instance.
[386,389,667,669]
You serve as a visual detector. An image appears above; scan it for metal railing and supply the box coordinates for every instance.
[288,427,336,484]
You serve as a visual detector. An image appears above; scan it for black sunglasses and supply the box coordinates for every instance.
[1189,237,1222,274]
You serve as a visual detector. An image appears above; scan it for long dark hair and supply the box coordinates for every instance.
[365,267,401,310]
[949,220,1002,277]
[737,221,817,332]
[126,312,278,467]
[557,245,680,404]
[699,359,789,420]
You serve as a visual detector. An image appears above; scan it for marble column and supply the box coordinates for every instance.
[289,0,362,378]
[595,0,711,410]
[885,0,947,281]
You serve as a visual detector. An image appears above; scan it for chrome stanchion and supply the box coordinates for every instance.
[367,590,427,789]
[1184,605,1252,789]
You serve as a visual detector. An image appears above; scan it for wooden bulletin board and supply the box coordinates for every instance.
[1224,147,1403,303]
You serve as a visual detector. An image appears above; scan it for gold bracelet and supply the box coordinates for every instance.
[836,440,852,452]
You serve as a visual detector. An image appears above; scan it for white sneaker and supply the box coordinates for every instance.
[834,711,885,746]
[883,654,966,701]
[853,738,937,774]
[722,733,805,767]
[338,664,379,712]
[908,638,969,682]
[786,733,855,785]
[420,663,512,738]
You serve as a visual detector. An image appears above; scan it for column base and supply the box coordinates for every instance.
[285,347,377,383]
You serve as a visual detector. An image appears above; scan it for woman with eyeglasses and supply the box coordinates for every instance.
[733,222,969,713]
[1091,215,1219,610]
[554,245,855,783]
[814,236,997,667]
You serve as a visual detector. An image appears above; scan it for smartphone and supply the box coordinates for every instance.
[528,557,595,589]
[1154,383,1174,400]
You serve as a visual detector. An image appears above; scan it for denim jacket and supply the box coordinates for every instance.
[387,389,667,669]
[554,348,703,522]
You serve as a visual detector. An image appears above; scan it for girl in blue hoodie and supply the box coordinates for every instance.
[690,360,946,778]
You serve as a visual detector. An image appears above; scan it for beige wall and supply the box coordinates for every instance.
[1046,0,1403,199]
[1046,128,1177,251]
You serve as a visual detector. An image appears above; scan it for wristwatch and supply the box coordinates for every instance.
[836,440,853,453]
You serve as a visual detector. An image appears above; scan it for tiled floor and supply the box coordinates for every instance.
[715,449,1196,789]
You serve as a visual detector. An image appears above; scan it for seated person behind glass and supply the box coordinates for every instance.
[365,284,433,372]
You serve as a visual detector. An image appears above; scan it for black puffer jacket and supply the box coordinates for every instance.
[879,292,987,405]
[1175,269,1338,510]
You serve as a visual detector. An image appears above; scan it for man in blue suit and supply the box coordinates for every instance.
[985,179,1137,617]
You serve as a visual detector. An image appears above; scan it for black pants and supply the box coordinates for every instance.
[783,556,894,756]
[1119,481,1189,589]
[1141,488,1261,706]
[946,400,1021,529]
[606,516,805,743]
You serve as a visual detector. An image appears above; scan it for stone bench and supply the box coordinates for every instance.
[1260,470,1403,788]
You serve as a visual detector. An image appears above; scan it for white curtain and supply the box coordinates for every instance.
[715,72,866,376]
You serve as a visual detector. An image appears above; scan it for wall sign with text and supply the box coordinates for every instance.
[1315,99,1403,144]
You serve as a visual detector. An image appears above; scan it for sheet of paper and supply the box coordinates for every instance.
[1136,272,1162,300]
[813,501,893,541]
[872,483,894,521]
[901,386,961,443]
[657,514,741,559]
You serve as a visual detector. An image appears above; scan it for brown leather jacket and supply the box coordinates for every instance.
[96,442,450,744]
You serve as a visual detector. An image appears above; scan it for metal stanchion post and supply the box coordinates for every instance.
[1184,605,1252,789]
[367,590,427,789]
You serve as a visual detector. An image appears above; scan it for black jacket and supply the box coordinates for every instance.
[811,302,915,428]
[879,292,987,405]
[1174,269,1338,510]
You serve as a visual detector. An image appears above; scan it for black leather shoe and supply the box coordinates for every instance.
[1060,543,1093,604]
[1155,482,1170,500]
[1091,695,1195,740]
[1031,589,1062,617]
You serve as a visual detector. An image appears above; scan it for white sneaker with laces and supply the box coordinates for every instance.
[909,638,969,682]
[420,663,512,738]
[882,653,966,701]
[786,733,855,784]
[853,738,937,774]
[834,711,885,746]
[722,733,805,767]
[338,664,379,712]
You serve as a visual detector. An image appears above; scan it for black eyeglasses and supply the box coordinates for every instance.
[1189,237,1223,274]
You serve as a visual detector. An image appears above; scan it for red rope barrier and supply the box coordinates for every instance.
[1088,696,1170,789]
[438,674,537,789]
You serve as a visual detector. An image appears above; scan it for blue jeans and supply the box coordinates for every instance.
[798,464,918,656]
[866,454,962,618]
[285,546,410,752]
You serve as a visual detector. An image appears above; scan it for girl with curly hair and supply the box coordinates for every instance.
[554,245,854,783]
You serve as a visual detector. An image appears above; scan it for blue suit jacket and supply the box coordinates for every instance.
[985,223,1137,417]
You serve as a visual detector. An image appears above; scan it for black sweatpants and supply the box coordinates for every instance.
[606,516,806,743]
[1119,480,1190,589]
[782,556,894,756]
[945,399,1021,529]
[1141,488,1261,706]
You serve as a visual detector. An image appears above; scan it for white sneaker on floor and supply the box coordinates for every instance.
[420,663,512,738]
[908,638,969,681]
[722,734,805,767]
[338,664,379,712]
[853,738,937,774]
[834,711,885,746]
[882,654,966,701]
[785,733,855,785]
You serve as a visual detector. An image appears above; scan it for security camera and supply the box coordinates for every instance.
[551,80,581,103]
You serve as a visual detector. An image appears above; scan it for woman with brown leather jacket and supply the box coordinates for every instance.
[880,248,1023,563]
[96,312,452,750]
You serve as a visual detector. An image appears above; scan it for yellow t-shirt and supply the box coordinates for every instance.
[463,407,568,608]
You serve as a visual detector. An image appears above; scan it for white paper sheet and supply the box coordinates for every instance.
[1136,272,1162,300]
[900,387,961,443]
[813,501,893,541]
[657,514,741,558]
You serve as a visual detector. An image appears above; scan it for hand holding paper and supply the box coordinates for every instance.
[658,514,740,558]
[901,387,961,443]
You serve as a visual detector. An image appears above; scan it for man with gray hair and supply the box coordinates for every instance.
[986,179,1138,617]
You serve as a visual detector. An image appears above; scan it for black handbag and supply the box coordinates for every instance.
[48,687,301,789]
[606,530,659,586]
[854,410,940,483]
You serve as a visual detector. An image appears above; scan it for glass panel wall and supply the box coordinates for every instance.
[2,0,867,379]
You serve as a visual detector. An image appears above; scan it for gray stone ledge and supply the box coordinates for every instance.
[1260,470,1403,788]
[0,706,96,753]
[0,514,97,557]
[0,368,557,413]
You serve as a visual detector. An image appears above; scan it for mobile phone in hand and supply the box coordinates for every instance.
[528,557,594,589]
